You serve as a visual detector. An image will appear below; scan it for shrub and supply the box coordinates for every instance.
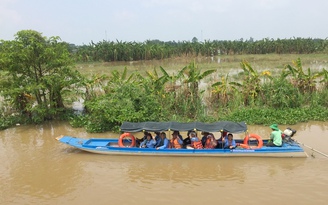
[82,83,163,132]
[261,77,302,108]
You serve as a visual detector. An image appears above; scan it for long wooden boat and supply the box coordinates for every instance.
[56,121,308,158]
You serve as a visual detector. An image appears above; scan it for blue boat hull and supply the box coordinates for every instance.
[56,135,308,158]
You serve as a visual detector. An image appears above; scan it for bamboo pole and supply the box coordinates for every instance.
[295,140,328,158]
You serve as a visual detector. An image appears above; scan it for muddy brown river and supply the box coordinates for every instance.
[1,121,328,205]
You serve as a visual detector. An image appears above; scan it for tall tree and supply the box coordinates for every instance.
[0,30,81,122]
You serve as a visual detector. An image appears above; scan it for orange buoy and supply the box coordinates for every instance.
[241,133,263,149]
[118,133,136,147]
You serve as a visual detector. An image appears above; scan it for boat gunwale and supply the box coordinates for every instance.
[56,135,307,158]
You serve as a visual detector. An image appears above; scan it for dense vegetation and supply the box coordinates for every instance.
[70,37,328,62]
[1,30,327,132]
[0,30,83,129]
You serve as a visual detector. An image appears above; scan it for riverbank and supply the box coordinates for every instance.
[1,54,327,132]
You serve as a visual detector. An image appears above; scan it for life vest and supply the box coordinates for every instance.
[170,138,182,149]
[205,135,217,149]
[191,141,203,149]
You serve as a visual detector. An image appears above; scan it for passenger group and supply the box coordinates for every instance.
[136,123,283,150]
[137,130,238,149]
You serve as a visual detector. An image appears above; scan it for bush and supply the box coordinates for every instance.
[82,83,164,132]
[311,89,328,107]
[261,77,302,108]
[222,106,328,125]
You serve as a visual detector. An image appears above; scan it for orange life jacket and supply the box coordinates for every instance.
[191,141,203,149]
[170,138,182,149]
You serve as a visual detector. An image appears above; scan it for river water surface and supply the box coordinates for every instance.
[1,121,328,205]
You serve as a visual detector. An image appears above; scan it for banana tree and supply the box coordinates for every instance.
[284,58,321,93]
[211,74,242,106]
[240,60,262,105]
[182,61,216,101]
[105,67,135,92]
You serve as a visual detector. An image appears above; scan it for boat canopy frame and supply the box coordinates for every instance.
[120,121,247,133]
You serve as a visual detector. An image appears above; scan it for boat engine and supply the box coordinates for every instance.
[282,127,297,142]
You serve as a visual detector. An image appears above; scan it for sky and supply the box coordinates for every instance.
[1,0,328,45]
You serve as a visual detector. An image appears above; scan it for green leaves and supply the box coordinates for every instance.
[71,38,328,62]
[211,74,242,106]
[223,107,328,125]
[284,58,321,93]
[82,83,163,132]
[0,30,81,123]
[1,31,328,133]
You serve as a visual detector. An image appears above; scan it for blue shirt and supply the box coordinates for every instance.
[224,139,236,149]
[140,139,156,148]
[175,137,183,145]
[191,137,199,142]
[157,138,169,149]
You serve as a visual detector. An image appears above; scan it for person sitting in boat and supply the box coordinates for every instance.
[139,132,156,148]
[174,131,183,141]
[201,131,210,147]
[154,131,161,147]
[204,133,217,149]
[156,132,169,149]
[170,131,183,149]
[183,130,192,147]
[223,133,236,149]
[218,131,228,141]
[216,131,228,148]
[266,124,282,147]
[136,131,148,147]
[189,131,203,149]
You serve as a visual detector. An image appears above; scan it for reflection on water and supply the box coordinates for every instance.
[124,157,308,185]
[1,121,328,205]
[126,157,246,183]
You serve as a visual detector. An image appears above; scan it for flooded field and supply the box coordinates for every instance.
[75,54,328,76]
